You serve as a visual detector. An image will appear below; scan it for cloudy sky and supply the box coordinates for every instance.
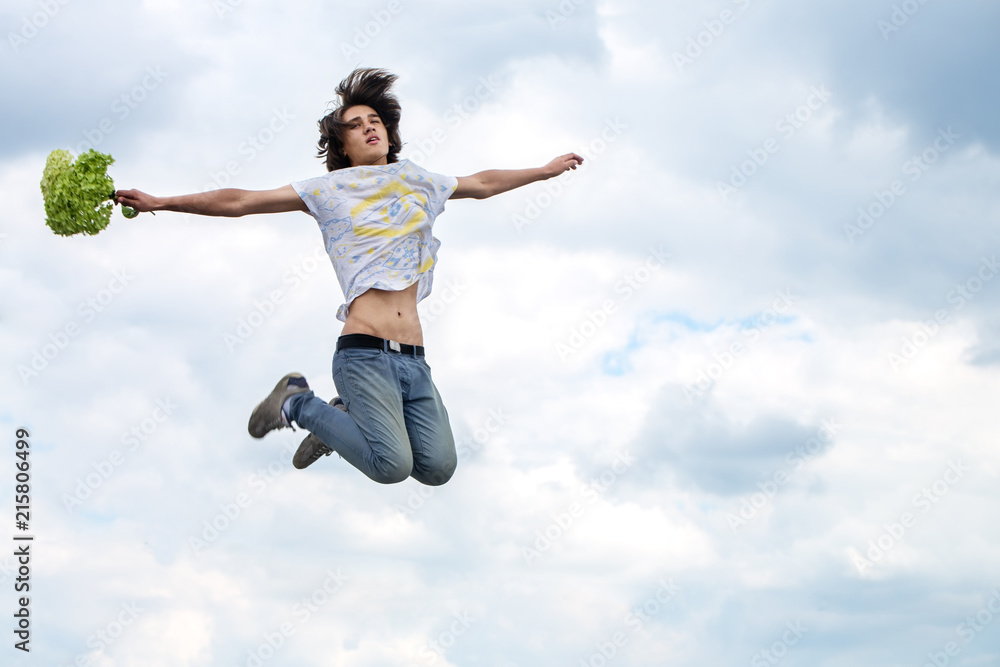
[2,0,999,665]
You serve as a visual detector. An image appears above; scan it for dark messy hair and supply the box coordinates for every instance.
[317,68,403,172]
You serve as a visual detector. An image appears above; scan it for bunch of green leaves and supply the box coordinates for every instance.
[40,148,137,237]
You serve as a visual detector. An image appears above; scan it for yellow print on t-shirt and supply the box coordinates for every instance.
[350,180,430,238]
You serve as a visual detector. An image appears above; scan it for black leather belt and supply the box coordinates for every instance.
[336,333,425,356]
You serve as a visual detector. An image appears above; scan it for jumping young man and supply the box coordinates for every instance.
[116,68,583,486]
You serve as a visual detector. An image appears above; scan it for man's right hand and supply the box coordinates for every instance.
[115,189,159,213]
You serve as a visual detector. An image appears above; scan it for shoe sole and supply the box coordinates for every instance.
[248,372,309,439]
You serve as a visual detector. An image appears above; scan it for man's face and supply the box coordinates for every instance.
[341,104,389,167]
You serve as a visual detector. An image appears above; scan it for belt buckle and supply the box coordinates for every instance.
[388,339,401,353]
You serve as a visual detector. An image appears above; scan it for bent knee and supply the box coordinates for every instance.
[373,470,411,484]
[370,455,413,485]
[415,458,456,487]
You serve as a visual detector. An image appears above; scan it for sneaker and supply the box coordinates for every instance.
[292,398,347,470]
[247,373,310,439]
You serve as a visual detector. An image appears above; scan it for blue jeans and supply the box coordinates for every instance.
[286,344,456,485]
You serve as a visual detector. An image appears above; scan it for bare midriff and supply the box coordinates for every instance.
[341,282,423,346]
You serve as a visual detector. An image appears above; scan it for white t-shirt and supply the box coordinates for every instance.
[292,159,458,322]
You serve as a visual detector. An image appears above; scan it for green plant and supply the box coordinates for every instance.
[40,149,138,236]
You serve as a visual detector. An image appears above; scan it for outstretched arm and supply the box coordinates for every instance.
[114,185,308,217]
[453,153,584,200]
